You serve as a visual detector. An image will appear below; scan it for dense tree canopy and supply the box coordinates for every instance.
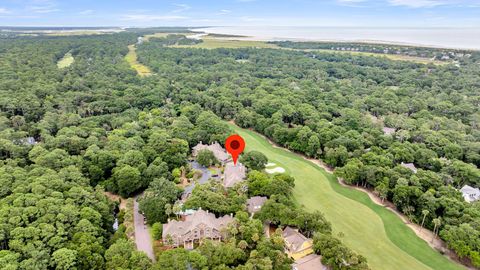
[1,29,478,268]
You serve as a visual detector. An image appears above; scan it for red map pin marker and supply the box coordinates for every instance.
[225,134,245,165]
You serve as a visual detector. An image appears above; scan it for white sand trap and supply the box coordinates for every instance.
[266,162,276,167]
[265,167,285,174]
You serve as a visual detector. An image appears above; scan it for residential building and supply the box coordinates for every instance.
[162,209,233,249]
[460,185,480,203]
[192,141,230,164]
[223,162,246,188]
[292,254,327,270]
[247,196,267,215]
[382,127,396,135]
[400,162,417,173]
[282,226,314,260]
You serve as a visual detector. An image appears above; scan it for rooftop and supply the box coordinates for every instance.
[282,226,311,253]
[292,254,327,270]
[193,141,230,163]
[223,162,246,188]
[400,162,417,173]
[246,196,268,214]
[163,209,233,239]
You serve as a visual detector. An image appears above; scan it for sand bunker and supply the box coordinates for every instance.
[265,167,286,174]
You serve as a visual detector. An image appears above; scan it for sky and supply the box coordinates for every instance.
[0,0,479,27]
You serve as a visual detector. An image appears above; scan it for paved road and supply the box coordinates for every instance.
[133,197,155,261]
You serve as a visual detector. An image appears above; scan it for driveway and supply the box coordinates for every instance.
[133,196,155,262]
[183,161,219,199]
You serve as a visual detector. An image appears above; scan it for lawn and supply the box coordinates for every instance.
[57,52,74,68]
[125,45,152,76]
[172,37,279,49]
[228,123,464,270]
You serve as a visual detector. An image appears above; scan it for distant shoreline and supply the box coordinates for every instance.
[194,26,480,51]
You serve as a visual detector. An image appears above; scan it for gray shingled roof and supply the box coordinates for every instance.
[223,162,246,188]
[282,226,310,253]
[292,254,326,270]
[401,162,417,173]
[162,209,233,241]
[247,196,267,214]
[192,141,230,163]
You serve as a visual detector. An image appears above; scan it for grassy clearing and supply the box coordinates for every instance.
[169,35,443,64]
[228,123,464,270]
[125,45,152,76]
[171,37,279,49]
[57,52,74,68]
[143,32,171,42]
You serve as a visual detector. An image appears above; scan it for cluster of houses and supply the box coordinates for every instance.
[162,141,326,270]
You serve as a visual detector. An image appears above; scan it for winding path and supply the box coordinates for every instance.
[133,196,155,261]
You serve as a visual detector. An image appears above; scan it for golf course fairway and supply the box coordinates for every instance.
[228,123,464,270]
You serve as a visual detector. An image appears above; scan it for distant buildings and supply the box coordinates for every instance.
[223,162,247,188]
[162,209,233,249]
[14,137,37,145]
[246,196,267,215]
[460,185,480,203]
[192,141,230,164]
[282,226,314,260]
[292,254,327,270]
[400,162,417,173]
[382,127,396,136]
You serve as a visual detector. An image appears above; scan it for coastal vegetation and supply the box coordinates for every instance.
[0,29,478,270]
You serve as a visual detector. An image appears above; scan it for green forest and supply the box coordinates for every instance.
[0,31,479,269]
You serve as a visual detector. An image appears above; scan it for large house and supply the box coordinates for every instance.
[192,141,230,164]
[223,162,247,188]
[282,226,314,260]
[246,196,267,215]
[460,185,480,203]
[162,209,234,249]
[292,254,327,270]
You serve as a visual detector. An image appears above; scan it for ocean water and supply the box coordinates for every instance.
[195,26,480,50]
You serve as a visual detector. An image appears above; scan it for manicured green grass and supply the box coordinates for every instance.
[125,45,152,76]
[228,123,464,270]
[57,52,74,68]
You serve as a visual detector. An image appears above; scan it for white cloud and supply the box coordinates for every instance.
[218,9,231,15]
[79,9,94,15]
[172,4,191,13]
[0,8,11,14]
[121,14,187,22]
[388,0,446,8]
[27,0,60,13]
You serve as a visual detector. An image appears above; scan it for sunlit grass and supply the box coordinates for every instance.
[171,37,279,49]
[125,45,152,76]
[57,52,74,68]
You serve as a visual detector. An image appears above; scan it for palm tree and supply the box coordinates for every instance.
[172,202,182,219]
[420,210,429,233]
[164,203,172,217]
[431,218,441,243]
